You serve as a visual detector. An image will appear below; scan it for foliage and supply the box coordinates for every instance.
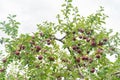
[0,0,120,80]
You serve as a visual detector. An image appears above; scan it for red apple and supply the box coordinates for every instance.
[48,57,55,61]
[40,32,43,36]
[38,55,43,60]
[76,57,80,62]
[79,35,83,39]
[97,48,103,54]
[15,50,20,55]
[72,37,76,41]
[87,51,90,54]
[78,28,84,33]
[110,47,115,51]
[86,38,90,42]
[78,43,81,46]
[62,59,68,62]
[20,45,25,50]
[35,65,40,68]
[90,68,95,73]
[72,46,78,50]
[82,56,88,60]
[0,69,5,72]
[103,38,108,42]
[91,41,96,47]
[89,58,93,63]
[77,49,81,54]
[47,42,51,45]
[98,41,103,46]
[72,31,76,34]
[47,39,51,42]
[83,36,87,39]
[35,46,41,52]
[86,31,91,35]
[2,58,7,63]
[32,36,35,39]
[96,54,100,58]
[30,40,35,45]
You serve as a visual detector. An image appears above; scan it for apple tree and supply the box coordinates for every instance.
[0,0,120,80]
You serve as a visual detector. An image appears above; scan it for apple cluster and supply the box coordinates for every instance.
[62,27,109,73]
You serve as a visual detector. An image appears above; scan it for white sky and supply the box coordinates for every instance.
[0,0,120,34]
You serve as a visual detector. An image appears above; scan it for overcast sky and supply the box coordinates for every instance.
[0,0,120,35]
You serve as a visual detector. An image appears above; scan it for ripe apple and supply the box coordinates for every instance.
[103,38,108,42]
[96,48,103,54]
[87,51,90,54]
[72,37,76,41]
[15,50,20,55]
[83,36,87,39]
[110,47,115,51]
[98,41,103,46]
[35,46,41,52]
[86,38,90,42]
[38,55,43,60]
[78,43,81,46]
[86,31,91,35]
[32,36,35,39]
[47,42,51,45]
[78,28,84,33]
[30,40,35,45]
[46,39,51,45]
[40,32,43,36]
[91,41,96,47]
[90,68,95,73]
[35,65,40,68]
[0,69,5,72]
[91,37,95,41]
[72,31,76,34]
[47,39,51,42]
[96,54,100,58]
[48,57,55,61]
[76,57,80,62]
[72,46,77,50]
[2,58,7,63]
[77,49,81,54]
[20,45,25,50]
[62,59,68,62]
[82,56,88,60]
[79,35,83,39]
[89,58,93,63]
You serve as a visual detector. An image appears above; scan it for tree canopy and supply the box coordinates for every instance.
[0,0,120,80]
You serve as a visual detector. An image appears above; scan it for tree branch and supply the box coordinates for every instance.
[112,71,120,75]
[53,36,84,78]
[53,35,66,43]
[77,65,84,78]
[53,35,75,58]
